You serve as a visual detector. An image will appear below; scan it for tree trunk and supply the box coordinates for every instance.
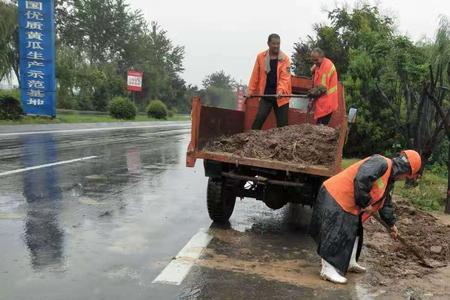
[13,66,20,88]
[446,138,450,214]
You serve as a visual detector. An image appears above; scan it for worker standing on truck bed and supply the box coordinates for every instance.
[247,33,292,129]
[309,48,339,125]
[309,150,422,284]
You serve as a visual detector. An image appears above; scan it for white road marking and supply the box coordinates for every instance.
[0,156,97,177]
[152,228,213,285]
[0,123,189,137]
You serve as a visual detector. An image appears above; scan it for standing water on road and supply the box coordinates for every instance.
[0,123,212,300]
[1,123,448,299]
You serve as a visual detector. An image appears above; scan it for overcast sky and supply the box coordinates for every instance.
[128,0,449,87]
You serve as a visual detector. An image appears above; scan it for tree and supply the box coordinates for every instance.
[57,0,145,66]
[135,22,185,111]
[199,71,237,109]
[200,86,235,109]
[423,17,450,212]
[202,70,236,90]
[375,17,449,178]
[56,44,81,109]
[293,6,450,211]
[292,4,428,157]
[0,1,19,83]
[179,84,200,113]
[56,44,126,111]
[292,5,393,78]
[426,63,450,213]
[54,0,186,112]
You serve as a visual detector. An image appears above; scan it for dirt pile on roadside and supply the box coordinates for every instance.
[362,198,450,285]
[204,124,339,167]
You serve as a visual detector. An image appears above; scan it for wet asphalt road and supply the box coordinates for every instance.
[0,122,365,300]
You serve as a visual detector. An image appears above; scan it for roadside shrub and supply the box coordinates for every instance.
[0,89,20,99]
[109,96,137,120]
[57,94,79,110]
[168,107,177,118]
[77,96,95,111]
[0,92,23,120]
[147,100,168,119]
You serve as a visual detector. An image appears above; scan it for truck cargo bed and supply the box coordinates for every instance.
[186,76,348,220]
[186,78,347,178]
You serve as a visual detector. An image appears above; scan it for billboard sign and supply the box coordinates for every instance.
[127,70,143,92]
[19,0,56,117]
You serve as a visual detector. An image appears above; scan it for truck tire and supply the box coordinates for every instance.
[264,185,287,209]
[207,178,236,222]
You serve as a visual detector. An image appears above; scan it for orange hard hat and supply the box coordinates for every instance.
[401,150,422,175]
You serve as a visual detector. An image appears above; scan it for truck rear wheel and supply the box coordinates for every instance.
[264,185,287,209]
[207,178,236,222]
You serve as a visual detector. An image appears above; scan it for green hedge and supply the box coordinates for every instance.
[0,91,23,120]
[146,100,168,119]
[109,96,137,120]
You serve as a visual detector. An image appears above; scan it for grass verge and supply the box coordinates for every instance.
[0,113,190,125]
[394,173,447,211]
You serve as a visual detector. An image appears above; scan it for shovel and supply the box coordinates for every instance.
[373,214,438,268]
[245,94,309,98]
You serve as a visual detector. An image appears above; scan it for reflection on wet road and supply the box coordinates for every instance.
[1,122,360,299]
[22,134,64,271]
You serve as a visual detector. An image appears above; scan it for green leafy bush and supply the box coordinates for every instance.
[167,107,178,118]
[0,92,23,120]
[0,89,20,99]
[427,162,448,178]
[109,96,137,120]
[147,100,168,119]
[57,94,79,110]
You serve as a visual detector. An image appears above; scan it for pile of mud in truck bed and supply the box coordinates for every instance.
[204,124,339,168]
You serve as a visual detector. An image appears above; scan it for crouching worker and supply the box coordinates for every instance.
[309,150,421,284]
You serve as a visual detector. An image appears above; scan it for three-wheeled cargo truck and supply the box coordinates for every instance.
[186,76,348,222]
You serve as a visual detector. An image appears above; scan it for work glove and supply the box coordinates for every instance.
[307,85,327,99]
[361,204,377,215]
[390,225,399,240]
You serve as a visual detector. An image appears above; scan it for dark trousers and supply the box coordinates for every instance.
[252,97,288,130]
[317,113,332,126]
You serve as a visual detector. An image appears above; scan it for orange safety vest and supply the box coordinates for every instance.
[312,57,338,119]
[248,50,292,107]
[323,156,393,223]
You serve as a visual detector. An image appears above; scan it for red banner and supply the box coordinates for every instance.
[236,85,246,111]
[127,70,143,92]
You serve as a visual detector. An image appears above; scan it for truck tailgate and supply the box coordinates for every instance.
[194,150,337,177]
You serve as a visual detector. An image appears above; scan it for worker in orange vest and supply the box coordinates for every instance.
[247,33,292,129]
[309,150,422,284]
[309,48,339,125]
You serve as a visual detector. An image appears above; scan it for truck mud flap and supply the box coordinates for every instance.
[204,160,223,179]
